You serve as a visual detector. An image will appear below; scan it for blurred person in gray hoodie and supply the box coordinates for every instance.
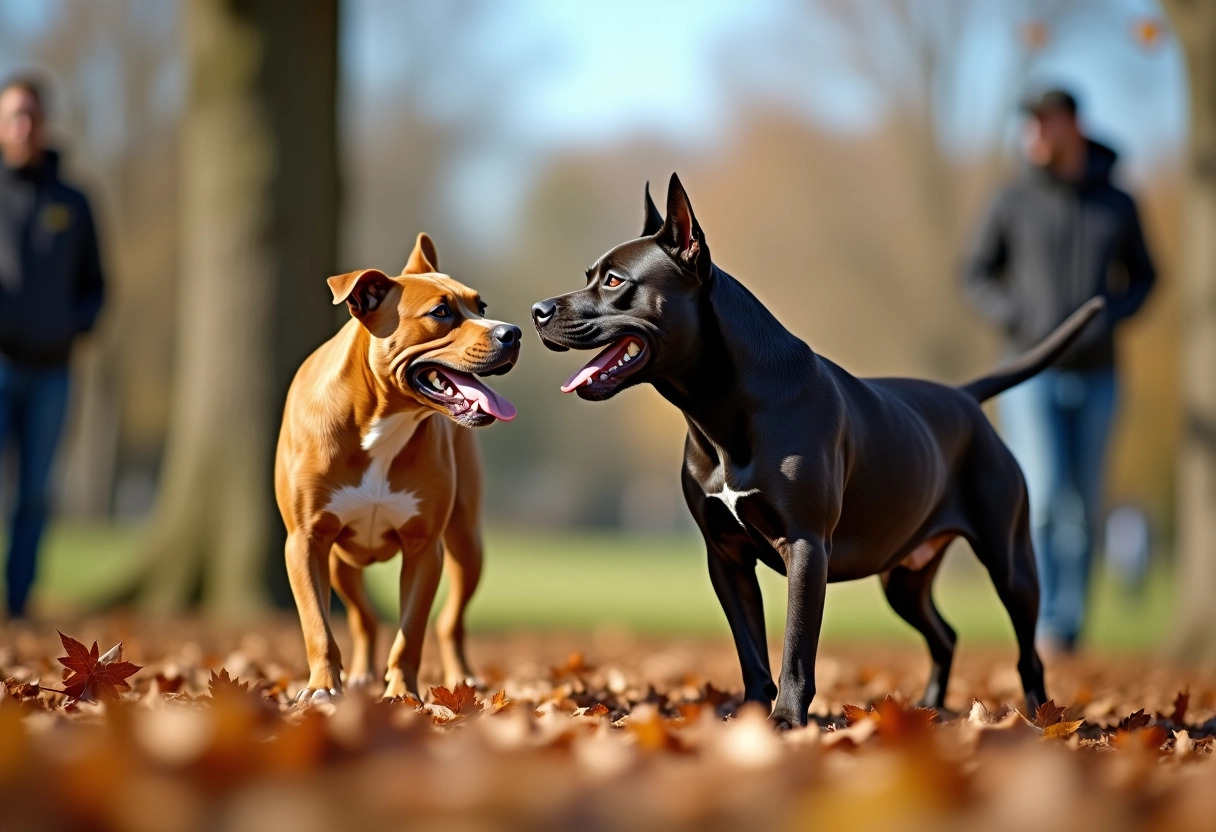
[0,75,105,619]
[964,88,1155,652]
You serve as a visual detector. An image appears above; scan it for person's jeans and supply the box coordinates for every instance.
[997,368,1116,648]
[0,361,70,618]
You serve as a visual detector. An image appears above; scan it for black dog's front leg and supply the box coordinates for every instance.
[771,535,829,729]
[707,546,778,705]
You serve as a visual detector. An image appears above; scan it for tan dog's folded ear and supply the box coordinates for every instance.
[403,232,439,275]
[327,268,393,317]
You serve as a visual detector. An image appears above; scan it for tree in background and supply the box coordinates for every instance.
[136,0,340,615]
[1162,0,1216,661]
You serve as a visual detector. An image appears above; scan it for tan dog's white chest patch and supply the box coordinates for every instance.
[325,412,424,549]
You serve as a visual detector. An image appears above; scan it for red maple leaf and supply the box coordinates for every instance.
[56,632,141,703]
[430,681,480,716]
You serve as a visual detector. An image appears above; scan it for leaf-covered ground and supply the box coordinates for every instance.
[3,618,1216,832]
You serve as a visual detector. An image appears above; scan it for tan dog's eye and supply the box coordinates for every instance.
[604,273,625,289]
[429,303,452,319]
[477,300,487,315]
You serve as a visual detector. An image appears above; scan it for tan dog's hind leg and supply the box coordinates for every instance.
[383,541,443,700]
[437,527,482,688]
[436,427,484,688]
[330,554,379,689]
[286,527,343,702]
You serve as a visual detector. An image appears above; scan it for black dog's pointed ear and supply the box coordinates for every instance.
[641,181,664,236]
[657,172,709,278]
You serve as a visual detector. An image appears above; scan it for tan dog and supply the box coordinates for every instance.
[276,233,520,703]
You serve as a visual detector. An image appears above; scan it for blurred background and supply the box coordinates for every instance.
[1,0,1212,655]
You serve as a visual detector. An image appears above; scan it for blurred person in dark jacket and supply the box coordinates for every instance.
[963,88,1155,652]
[0,76,104,619]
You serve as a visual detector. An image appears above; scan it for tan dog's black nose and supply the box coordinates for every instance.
[492,324,521,345]
[532,299,556,326]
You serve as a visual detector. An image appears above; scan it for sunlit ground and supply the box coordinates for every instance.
[27,523,1172,651]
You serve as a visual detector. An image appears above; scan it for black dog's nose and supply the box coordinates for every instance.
[492,324,521,345]
[532,299,557,326]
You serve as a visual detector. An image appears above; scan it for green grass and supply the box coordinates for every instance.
[26,523,1174,650]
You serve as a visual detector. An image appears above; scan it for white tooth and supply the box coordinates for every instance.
[623,354,631,363]
[585,377,593,386]
[626,342,640,357]
[445,387,454,396]
[599,373,608,381]
[616,359,623,367]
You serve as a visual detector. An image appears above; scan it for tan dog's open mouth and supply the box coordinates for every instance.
[411,363,517,424]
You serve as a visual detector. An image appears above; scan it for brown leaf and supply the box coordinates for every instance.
[1033,699,1067,729]
[3,677,39,701]
[206,668,252,702]
[56,632,141,703]
[430,681,480,716]
[585,702,610,718]
[1169,690,1189,725]
[488,690,511,714]
[1040,719,1084,740]
[1117,708,1152,733]
[842,703,871,726]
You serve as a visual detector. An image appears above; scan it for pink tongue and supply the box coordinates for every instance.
[445,370,517,421]
[561,339,631,393]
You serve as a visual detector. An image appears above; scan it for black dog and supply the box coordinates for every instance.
[532,173,1104,728]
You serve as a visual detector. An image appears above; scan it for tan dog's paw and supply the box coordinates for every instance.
[294,687,340,706]
[382,669,419,701]
[345,672,377,690]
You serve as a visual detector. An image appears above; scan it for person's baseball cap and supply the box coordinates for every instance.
[1019,88,1078,117]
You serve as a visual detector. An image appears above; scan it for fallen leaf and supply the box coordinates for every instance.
[1169,690,1189,725]
[842,703,871,726]
[430,681,480,716]
[206,668,253,703]
[1034,699,1067,729]
[1040,719,1084,740]
[56,632,141,703]
[1117,709,1151,733]
[488,690,511,714]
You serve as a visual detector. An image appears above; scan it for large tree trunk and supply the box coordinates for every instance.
[137,0,340,616]
[1164,0,1216,661]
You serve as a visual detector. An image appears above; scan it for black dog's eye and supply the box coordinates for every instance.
[429,303,452,319]
[603,273,625,289]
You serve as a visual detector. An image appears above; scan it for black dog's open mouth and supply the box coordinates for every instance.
[560,335,650,395]
[410,362,517,424]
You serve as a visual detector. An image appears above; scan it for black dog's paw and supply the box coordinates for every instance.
[769,711,806,731]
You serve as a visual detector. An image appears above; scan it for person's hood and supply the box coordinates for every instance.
[0,148,61,183]
[1026,139,1117,189]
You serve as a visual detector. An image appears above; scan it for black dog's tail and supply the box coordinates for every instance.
[960,297,1106,403]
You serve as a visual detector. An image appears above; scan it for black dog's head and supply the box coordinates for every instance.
[531,173,710,401]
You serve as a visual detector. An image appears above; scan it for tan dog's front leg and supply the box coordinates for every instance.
[286,527,343,702]
[383,541,443,700]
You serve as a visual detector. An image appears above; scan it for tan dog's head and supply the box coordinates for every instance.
[328,233,520,427]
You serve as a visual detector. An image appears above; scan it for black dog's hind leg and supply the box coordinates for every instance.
[971,511,1047,712]
[881,553,955,709]
[707,543,778,705]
